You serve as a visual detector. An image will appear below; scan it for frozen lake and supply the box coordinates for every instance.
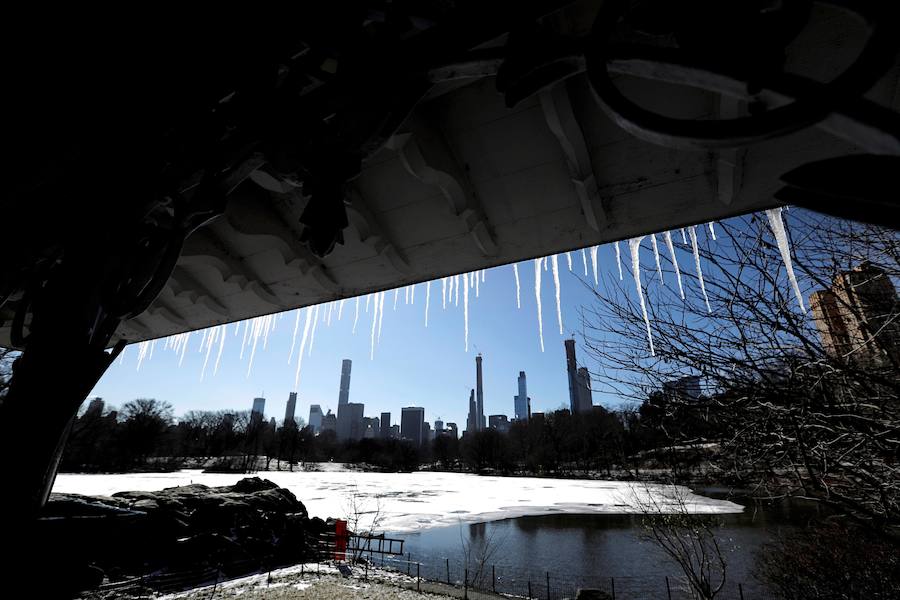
[52,466,742,533]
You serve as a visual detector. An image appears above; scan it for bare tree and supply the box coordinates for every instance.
[583,210,900,540]
[342,481,385,562]
[632,484,729,600]
[458,519,507,589]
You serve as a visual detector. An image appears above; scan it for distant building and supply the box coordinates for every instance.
[401,406,425,446]
[338,359,353,406]
[810,262,900,367]
[84,397,104,419]
[475,354,486,430]
[513,371,530,422]
[321,410,337,433]
[251,397,266,425]
[446,422,458,439]
[434,419,444,433]
[337,402,365,441]
[309,404,324,433]
[488,414,510,433]
[662,376,702,402]
[389,424,400,439]
[424,421,433,443]
[466,389,478,434]
[380,412,391,439]
[565,340,593,414]
[284,392,297,426]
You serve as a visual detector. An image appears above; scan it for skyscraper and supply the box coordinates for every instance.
[84,397,104,419]
[446,423,458,439]
[466,389,477,434]
[475,354,485,430]
[251,397,266,425]
[309,404,324,433]
[565,340,592,414]
[284,392,297,426]
[380,412,391,439]
[810,262,900,367]
[337,402,365,441]
[489,414,510,432]
[338,359,352,405]
[513,371,530,422]
[401,406,425,446]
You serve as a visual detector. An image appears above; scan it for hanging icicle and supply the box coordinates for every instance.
[615,242,624,280]
[463,271,470,352]
[338,299,346,320]
[681,228,688,244]
[551,254,563,334]
[307,305,320,356]
[590,246,599,286]
[582,249,588,277]
[405,286,410,305]
[475,270,480,298]
[765,207,807,312]
[425,281,431,327]
[708,222,717,241]
[411,284,416,304]
[650,234,663,284]
[689,226,712,313]
[628,237,655,356]
[513,263,521,309]
[288,309,302,364]
[664,231,685,300]
[370,292,378,360]
[377,291,386,343]
[566,252,573,271]
[214,325,226,375]
[366,294,371,313]
[394,288,399,311]
[534,258,545,352]
[441,277,447,310]
[352,297,360,334]
[455,274,460,306]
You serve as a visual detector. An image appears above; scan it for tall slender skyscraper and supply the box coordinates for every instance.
[338,359,352,405]
[380,412,391,439]
[309,404,324,433]
[475,354,485,430]
[284,392,297,426]
[514,371,530,421]
[401,406,425,446]
[565,340,593,414]
[250,397,266,426]
[466,389,477,434]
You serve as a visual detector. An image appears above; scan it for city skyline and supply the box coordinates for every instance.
[87,247,635,427]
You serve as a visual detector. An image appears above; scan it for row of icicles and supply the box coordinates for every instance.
[129,208,804,388]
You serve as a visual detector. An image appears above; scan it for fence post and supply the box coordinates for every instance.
[665,576,672,600]
[446,558,450,584]
[407,553,411,576]
[417,562,421,592]
[739,583,745,600]
[546,571,550,600]
[528,579,533,599]
[493,565,497,593]
[365,561,369,581]
[464,568,468,599]
[611,577,616,600]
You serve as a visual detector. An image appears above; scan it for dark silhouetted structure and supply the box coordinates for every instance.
[401,406,425,447]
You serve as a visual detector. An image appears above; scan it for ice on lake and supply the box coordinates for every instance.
[53,465,743,533]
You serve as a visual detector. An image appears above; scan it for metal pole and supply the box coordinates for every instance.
[547,572,551,599]
[528,579,533,599]
[493,565,496,593]
[666,576,672,600]
[464,568,469,599]
[407,553,411,575]
[417,562,421,592]
[611,577,616,600]
[739,583,745,600]
[447,558,450,584]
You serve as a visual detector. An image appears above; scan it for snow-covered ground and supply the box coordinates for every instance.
[53,466,742,533]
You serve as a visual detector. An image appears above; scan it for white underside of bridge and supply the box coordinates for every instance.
[2,4,897,348]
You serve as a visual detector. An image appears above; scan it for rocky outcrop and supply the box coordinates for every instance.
[41,478,328,589]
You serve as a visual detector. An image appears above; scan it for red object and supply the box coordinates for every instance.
[334,519,348,561]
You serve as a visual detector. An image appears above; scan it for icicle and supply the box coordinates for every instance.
[475,271,480,298]
[650,234,663,284]
[136,341,149,371]
[765,207,806,312]
[308,305,320,356]
[534,258,545,352]
[411,284,416,305]
[149,339,156,360]
[366,294,371,313]
[214,325,226,375]
[513,263,521,309]
[425,280,431,327]
[405,286,410,305]
[353,297,360,334]
[293,307,314,388]
[394,288,399,311]
[240,320,249,360]
[628,237,655,356]
[664,231,685,300]
[689,226,712,313]
[179,332,191,367]
[370,293,378,360]
[338,299,346,320]
[551,255,563,334]
[455,274,460,306]
[708,222,717,241]
[246,320,262,376]
[288,309,301,364]
[117,345,127,366]
[681,228,687,244]
[590,246,599,286]
[199,329,208,353]
[581,249,588,277]
[201,327,216,381]
[543,258,548,271]
[566,252,573,271]
[377,291,385,343]
[326,302,333,327]
[615,242,624,280]
[441,277,447,310]
[234,322,240,336]
[463,271,470,352]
